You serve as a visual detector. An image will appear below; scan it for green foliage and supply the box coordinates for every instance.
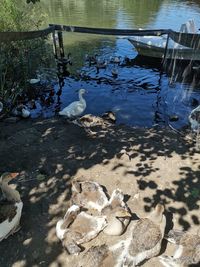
[0,0,54,113]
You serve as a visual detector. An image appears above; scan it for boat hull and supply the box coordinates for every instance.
[128,38,200,61]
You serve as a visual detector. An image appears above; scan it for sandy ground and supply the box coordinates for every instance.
[0,117,199,267]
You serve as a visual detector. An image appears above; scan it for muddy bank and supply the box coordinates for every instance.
[0,118,199,267]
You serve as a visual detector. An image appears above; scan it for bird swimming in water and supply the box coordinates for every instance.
[56,204,107,254]
[59,89,86,119]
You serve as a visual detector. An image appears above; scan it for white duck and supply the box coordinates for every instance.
[159,228,200,267]
[110,204,166,267]
[12,104,30,118]
[188,105,200,132]
[59,89,86,119]
[0,172,23,241]
[56,204,107,254]
[101,189,131,236]
[71,180,109,212]
[28,74,41,85]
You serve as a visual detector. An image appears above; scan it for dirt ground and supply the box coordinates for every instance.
[0,117,199,267]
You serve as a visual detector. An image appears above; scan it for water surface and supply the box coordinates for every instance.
[36,0,200,128]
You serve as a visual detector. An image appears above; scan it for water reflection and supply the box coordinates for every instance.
[42,0,163,28]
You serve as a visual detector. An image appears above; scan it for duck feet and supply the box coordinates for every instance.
[62,239,82,255]
[159,255,178,267]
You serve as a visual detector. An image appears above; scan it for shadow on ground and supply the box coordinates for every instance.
[0,117,199,267]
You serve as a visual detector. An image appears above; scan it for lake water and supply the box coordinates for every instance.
[35,0,200,128]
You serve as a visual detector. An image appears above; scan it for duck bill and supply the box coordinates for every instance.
[10,172,19,179]
[116,209,131,218]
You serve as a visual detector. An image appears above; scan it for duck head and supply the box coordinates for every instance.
[0,172,19,185]
[79,88,86,95]
[63,204,80,222]
[71,180,82,193]
[102,206,131,236]
[148,204,165,224]
[114,207,132,221]
[0,172,21,202]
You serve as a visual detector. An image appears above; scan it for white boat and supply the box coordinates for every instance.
[128,19,200,60]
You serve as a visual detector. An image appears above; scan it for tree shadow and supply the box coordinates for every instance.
[0,117,199,266]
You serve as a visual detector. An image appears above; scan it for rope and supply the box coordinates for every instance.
[49,24,169,36]
[0,24,199,49]
[0,26,55,42]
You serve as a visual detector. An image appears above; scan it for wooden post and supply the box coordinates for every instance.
[58,31,65,60]
[162,33,170,67]
[52,31,58,59]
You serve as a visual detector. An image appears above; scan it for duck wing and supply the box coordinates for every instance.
[69,211,107,244]
[59,100,86,117]
[71,181,109,211]
[129,218,162,256]
[0,201,17,223]
[81,245,114,267]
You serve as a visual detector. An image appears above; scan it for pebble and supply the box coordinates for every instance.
[169,115,179,122]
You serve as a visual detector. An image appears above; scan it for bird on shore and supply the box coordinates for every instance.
[110,204,166,266]
[159,228,200,267]
[12,104,30,118]
[28,74,41,85]
[101,111,116,123]
[71,180,109,212]
[78,112,116,129]
[101,189,131,236]
[59,89,86,119]
[188,105,200,132]
[78,244,116,267]
[0,172,23,241]
[56,204,107,254]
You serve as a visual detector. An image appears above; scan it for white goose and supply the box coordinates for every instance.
[59,89,86,119]
[71,180,109,212]
[188,105,200,132]
[56,204,107,254]
[12,104,30,118]
[0,172,23,241]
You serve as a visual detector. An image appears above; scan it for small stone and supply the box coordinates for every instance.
[23,237,32,246]
[33,250,39,260]
[169,115,179,122]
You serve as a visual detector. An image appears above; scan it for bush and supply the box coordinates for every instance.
[0,0,55,113]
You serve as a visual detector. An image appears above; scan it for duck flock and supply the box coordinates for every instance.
[0,173,200,267]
